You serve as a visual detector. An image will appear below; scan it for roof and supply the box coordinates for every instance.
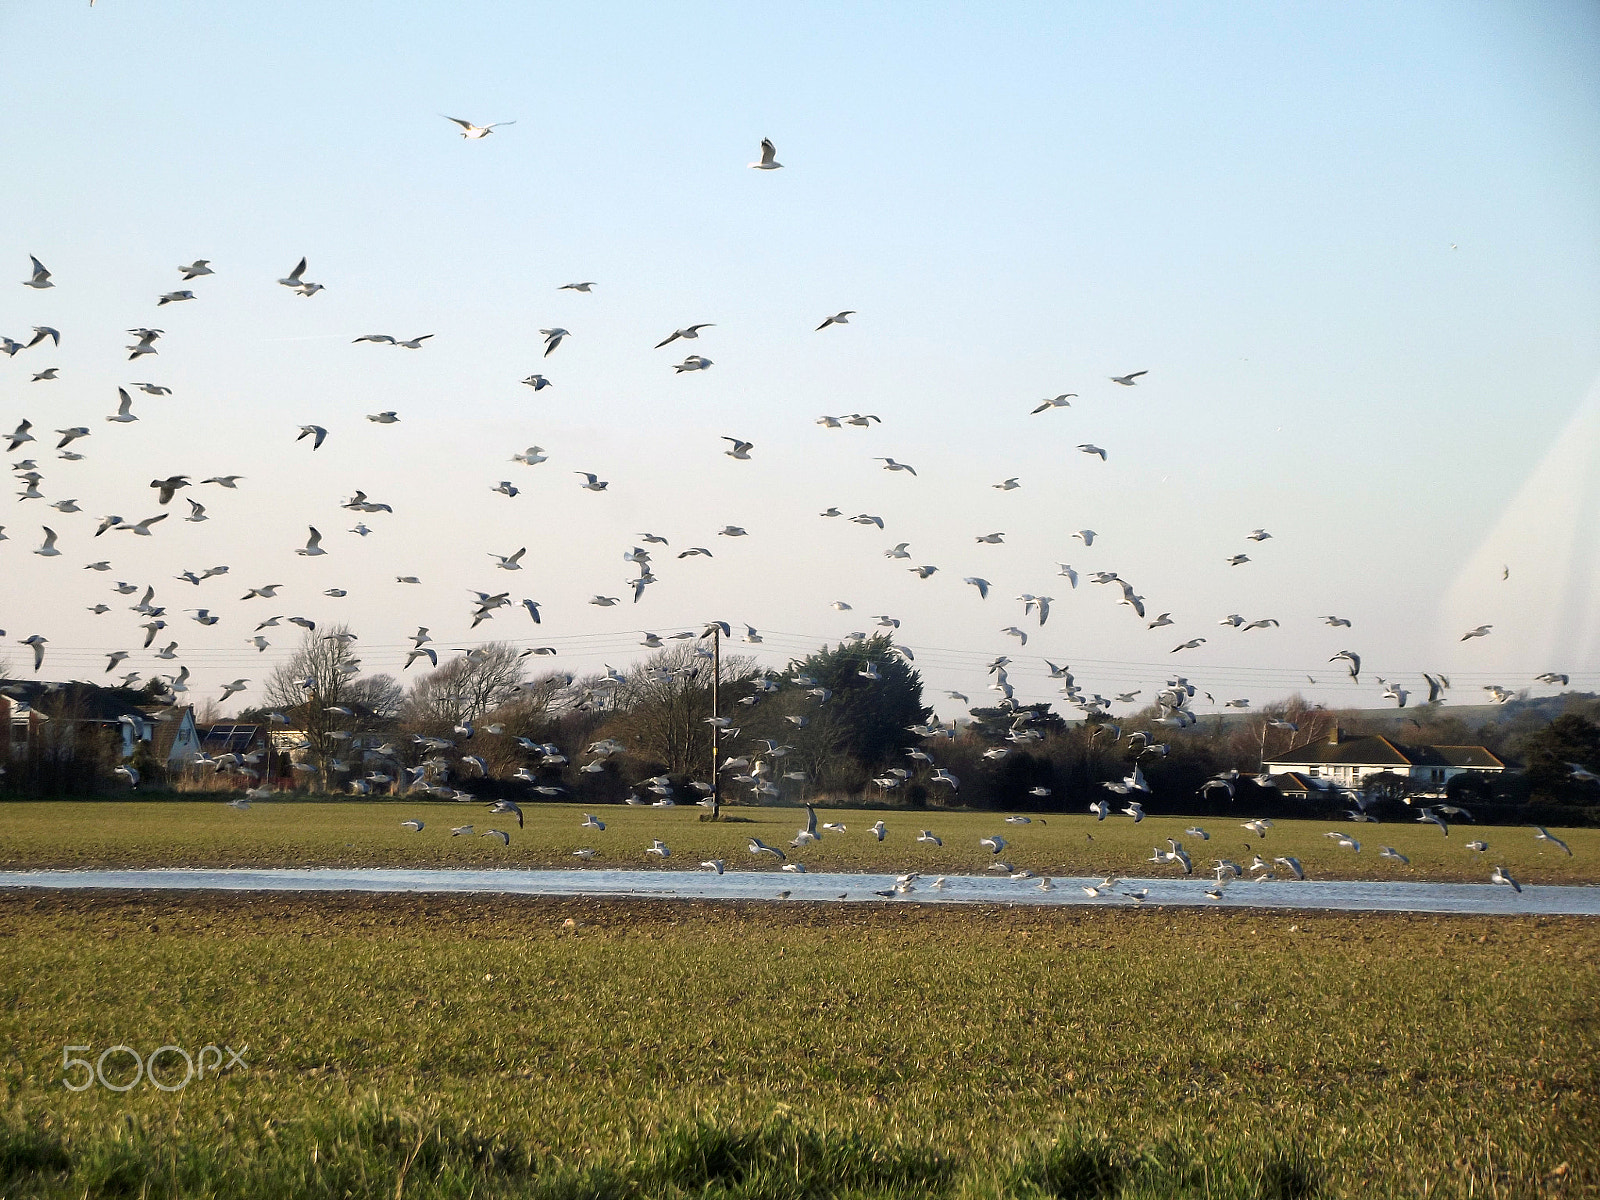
[1,682,152,724]
[1428,745,1507,769]
[203,724,262,753]
[137,705,195,761]
[1264,735,1415,767]
[1264,735,1506,771]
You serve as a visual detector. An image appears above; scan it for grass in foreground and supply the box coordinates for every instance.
[0,891,1595,1198]
[0,800,1596,884]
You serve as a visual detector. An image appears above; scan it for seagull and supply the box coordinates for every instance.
[157,290,194,306]
[1110,371,1147,385]
[749,137,783,169]
[296,527,326,557]
[20,635,47,671]
[1274,856,1305,880]
[870,820,887,841]
[1321,616,1352,627]
[1225,554,1250,566]
[540,328,568,356]
[876,457,916,475]
[655,324,714,348]
[1532,826,1572,855]
[131,382,171,395]
[1330,650,1361,681]
[1489,866,1521,893]
[575,472,609,491]
[1031,394,1077,414]
[521,374,552,390]
[122,514,169,536]
[203,475,243,488]
[993,477,1021,490]
[31,368,59,381]
[22,256,52,289]
[980,835,1007,854]
[1072,530,1096,546]
[674,355,713,372]
[27,325,61,347]
[1417,807,1450,836]
[1379,846,1409,864]
[1171,638,1206,653]
[297,425,328,450]
[277,257,311,289]
[559,281,596,292]
[1460,625,1493,641]
[722,437,754,459]
[444,116,515,138]
[645,840,671,858]
[491,547,526,570]
[748,838,786,861]
[975,532,1004,544]
[1078,444,1107,460]
[816,311,855,330]
[126,328,162,360]
[963,577,990,599]
[106,389,138,423]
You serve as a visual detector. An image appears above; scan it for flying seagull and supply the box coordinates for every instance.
[749,138,783,169]
[22,256,52,289]
[655,324,714,348]
[1110,370,1147,385]
[444,116,515,139]
[816,311,855,330]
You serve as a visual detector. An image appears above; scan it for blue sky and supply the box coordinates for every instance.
[2,1,1598,714]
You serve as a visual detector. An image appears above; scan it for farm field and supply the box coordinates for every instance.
[0,799,1595,886]
[0,891,1596,1199]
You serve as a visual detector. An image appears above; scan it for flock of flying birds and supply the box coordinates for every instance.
[1,128,1588,895]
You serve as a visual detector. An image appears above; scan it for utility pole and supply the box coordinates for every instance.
[710,622,721,821]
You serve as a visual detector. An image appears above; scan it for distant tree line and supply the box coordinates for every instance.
[6,628,1599,823]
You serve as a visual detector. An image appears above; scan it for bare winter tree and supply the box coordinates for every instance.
[399,643,529,727]
[261,625,393,788]
[603,643,758,776]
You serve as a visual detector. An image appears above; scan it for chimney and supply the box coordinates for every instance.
[1329,724,1342,745]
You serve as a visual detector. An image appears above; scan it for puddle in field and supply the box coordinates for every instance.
[1,868,1597,915]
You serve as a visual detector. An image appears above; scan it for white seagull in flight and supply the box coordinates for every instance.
[444,116,515,139]
[749,137,783,169]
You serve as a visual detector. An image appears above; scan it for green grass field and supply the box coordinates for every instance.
[0,799,1594,885]
[1,892,1596,1198]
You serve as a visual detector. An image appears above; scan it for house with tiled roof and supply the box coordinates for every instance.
[1262,727,1509,791]
[1,683,198,769]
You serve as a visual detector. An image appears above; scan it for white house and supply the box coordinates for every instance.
[1263,727,1508,790]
